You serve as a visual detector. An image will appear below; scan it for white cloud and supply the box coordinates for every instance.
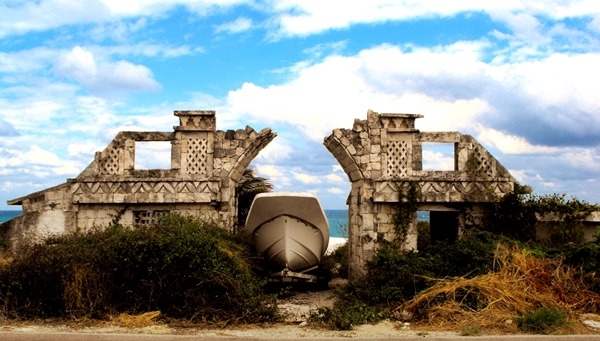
[498,54,600,114]
[327,187,344,194]
[20,146,62,167]
[215,17,253,34]
[421,150,454,171]
[0,1,109,38]
[561,148,600,172]
[134,141,172,169]
[269,0,600,38]
[477,127,560,155]
[0,145,82,179]
[2,0,599,42]
[589,15,600,33]
[292,171,321,184]
[227,43,494,141]
[491,11,548,45]
[55,46,161,94]
[254,138,292,164]
[325,173,344,183]
[255,164,291,190]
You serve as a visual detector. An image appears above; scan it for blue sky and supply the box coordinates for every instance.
[1,1,599,210]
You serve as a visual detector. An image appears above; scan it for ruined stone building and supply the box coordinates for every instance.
[2,110,276,250]
[3,108,597,279]
[324,110,517,278]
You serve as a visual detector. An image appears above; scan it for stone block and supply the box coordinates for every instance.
[340,136,351,147]
[346,143,356,155]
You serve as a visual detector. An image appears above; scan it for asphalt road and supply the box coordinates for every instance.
[1,332,600,341]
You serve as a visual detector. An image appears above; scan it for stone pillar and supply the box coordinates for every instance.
[324,110,423,279]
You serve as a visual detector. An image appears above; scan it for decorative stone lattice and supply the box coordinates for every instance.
[472,145,494,178]
[186,138,209,175]
[98,148,120,175]
[134,210,169,226]
[386,140,408,177]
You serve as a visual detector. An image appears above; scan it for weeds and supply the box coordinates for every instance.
[309,301,388,330]
[516,308,566,334]
[460,324,483,336]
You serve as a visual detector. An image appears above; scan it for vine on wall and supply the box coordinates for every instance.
[391,179,422,247]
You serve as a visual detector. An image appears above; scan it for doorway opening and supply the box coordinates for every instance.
[417,209,459,250]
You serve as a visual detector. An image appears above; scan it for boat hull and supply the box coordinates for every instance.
[244,192,329,272]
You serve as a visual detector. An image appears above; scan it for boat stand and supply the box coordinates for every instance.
[270,266,319,283]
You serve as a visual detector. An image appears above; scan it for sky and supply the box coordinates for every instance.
[1,0,599,210]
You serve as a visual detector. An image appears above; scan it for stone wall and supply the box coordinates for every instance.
[3,110,276,251]
[324,110,516,279]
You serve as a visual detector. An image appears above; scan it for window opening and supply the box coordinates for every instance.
[421,142,455,171]
[134,141,171,169]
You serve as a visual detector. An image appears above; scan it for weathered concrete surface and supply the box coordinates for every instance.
[2,110,276,250]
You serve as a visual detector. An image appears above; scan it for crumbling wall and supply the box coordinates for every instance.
[5,110,275,251]
[324,110,515,279]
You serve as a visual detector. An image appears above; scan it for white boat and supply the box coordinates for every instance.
[244,192,330,274]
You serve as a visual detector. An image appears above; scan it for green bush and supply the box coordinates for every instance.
[559,241,600,294]
[516,307,566,334]
[0,214,278,322]
[309,301,388,330]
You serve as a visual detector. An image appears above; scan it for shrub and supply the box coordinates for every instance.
[309,301,388,330]
[321,242,348,279]
[0,214,278,323]
[559,241,600,294]
[516,308,566,334]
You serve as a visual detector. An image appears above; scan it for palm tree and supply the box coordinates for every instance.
[236,167,273,229]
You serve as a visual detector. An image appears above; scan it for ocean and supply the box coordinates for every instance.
[0,210,21,224]
[325,209,348,238]
[325,210,429,238]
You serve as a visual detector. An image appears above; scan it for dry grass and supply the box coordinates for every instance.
[0,253,13,267]
[400,244,600,334]
[111,311,161,327]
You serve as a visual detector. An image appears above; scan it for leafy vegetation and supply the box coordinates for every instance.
[391,179,421,246]
[0,214,277,322]
[486,184,599,245]
[235,167,273,229]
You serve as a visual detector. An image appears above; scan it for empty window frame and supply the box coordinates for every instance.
[134,141,171,169]
[421,142,456,171]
